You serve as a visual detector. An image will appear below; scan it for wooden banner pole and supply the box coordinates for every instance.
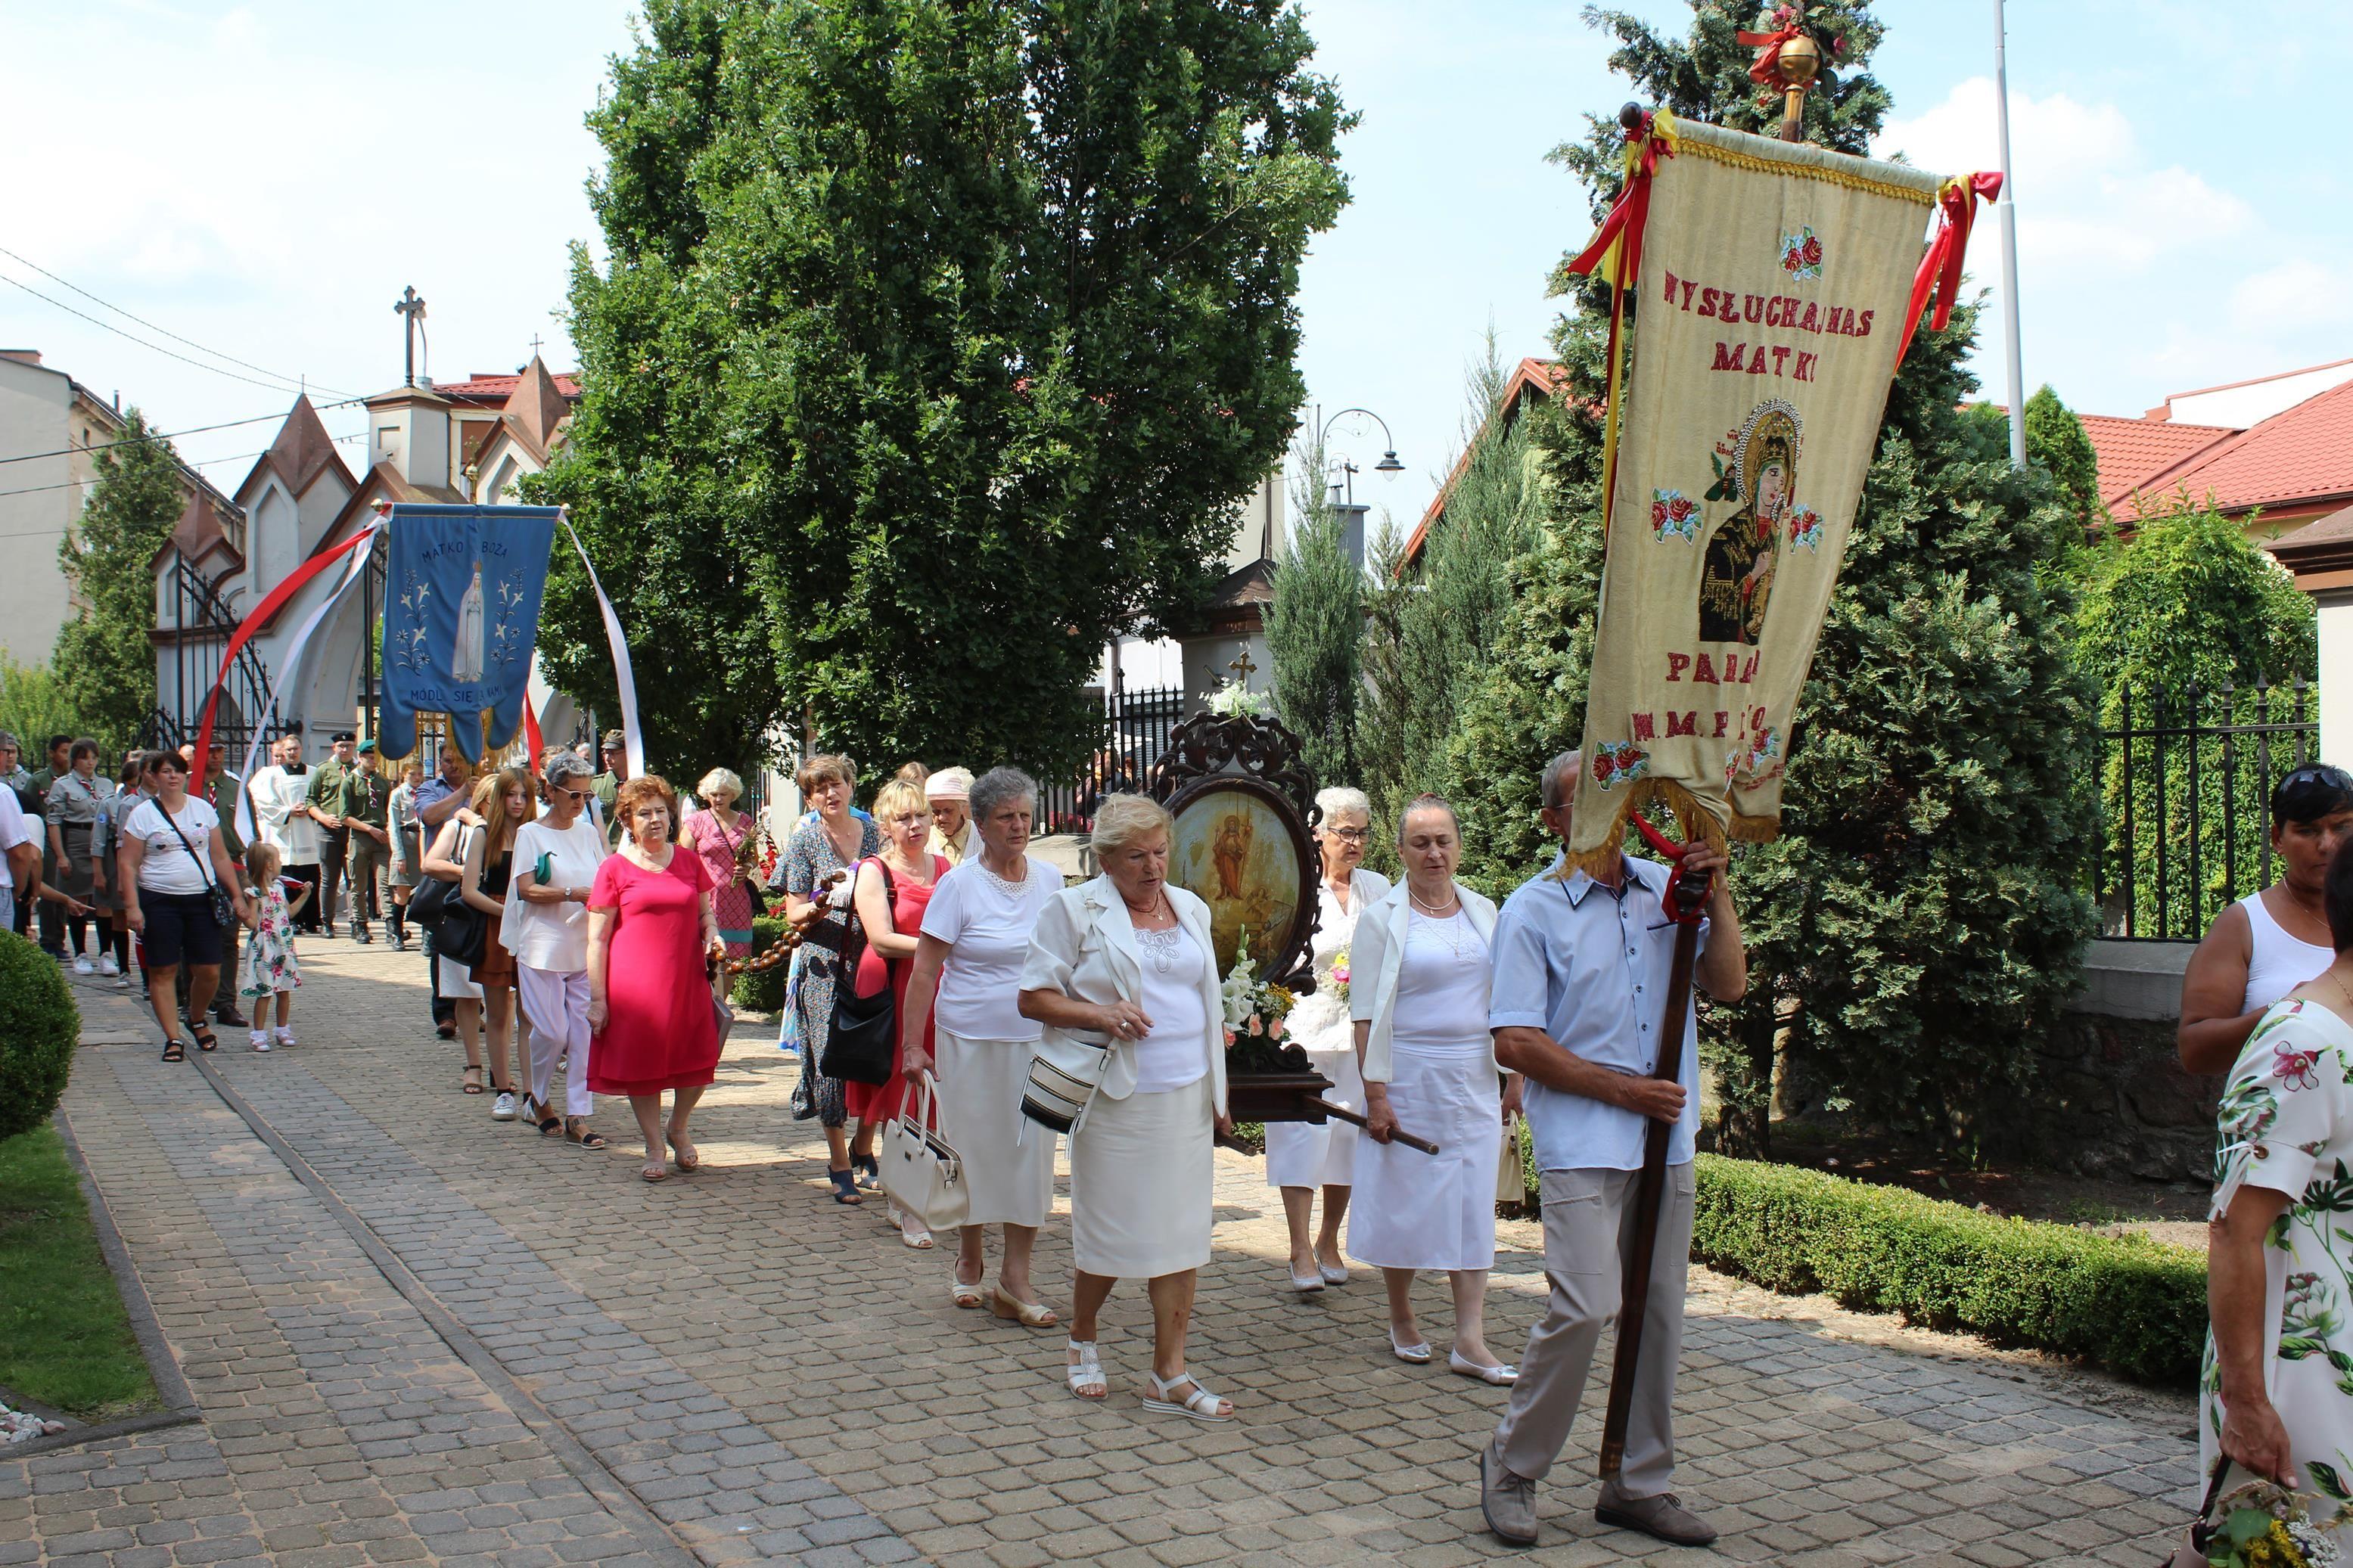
[1596,852,1709,1483]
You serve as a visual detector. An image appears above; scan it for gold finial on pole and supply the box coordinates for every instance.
[1745,7,1822,143]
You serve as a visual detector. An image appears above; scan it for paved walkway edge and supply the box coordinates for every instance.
[179,1051,704,1568]
[10,1104,208,1463]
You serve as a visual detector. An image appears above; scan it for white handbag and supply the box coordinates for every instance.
[881,1073,969,1231]
[1021,1027,1111,1134]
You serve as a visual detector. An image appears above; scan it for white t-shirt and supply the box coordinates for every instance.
[0,789,30,890]
[503,817,610,972]
[920,857,1067,1042]
[122,796,223,896]
[1393,908,1494,1047]
[1132,921,1211,1093]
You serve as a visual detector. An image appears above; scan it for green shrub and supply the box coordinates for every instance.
[1691,1153,2205,1386]
[0,930,78,1141]
[730,916,793,1016]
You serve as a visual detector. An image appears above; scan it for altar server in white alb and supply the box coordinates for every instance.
[246,734,324,930]
[1478,750,1745,1551]
[1265,785,1389,1292]
[1018,794,1235,1423]
[1349,793,1517,1383]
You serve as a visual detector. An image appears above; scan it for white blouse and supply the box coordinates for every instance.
[1132,923,1211,1093]
[1391,909,1494,1048]
[1288,869,1391,1054]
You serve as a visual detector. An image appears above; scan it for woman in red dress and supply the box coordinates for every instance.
[586,775,726,1183]
[845,778,948,1247]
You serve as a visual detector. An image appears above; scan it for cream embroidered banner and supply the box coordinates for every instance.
[1567,120,1943,868]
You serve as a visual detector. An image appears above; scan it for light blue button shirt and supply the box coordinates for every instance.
[1488,852,1708,1172]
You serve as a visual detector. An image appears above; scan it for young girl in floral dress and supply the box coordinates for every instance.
[241,842,307,1051]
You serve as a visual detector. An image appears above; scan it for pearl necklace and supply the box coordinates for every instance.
[1410,886,1470,961]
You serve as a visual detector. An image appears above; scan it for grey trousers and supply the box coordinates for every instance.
[1491,1163,1696,1497]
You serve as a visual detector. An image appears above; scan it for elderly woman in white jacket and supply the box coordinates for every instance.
[1019,794,1236,1423]
[1351,793,1522,1383]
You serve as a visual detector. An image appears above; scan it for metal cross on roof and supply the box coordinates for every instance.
[393,286,427,387]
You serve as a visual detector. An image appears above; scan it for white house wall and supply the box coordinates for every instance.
[0,358,78,663]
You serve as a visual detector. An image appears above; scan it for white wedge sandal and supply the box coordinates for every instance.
[1142,1371,1232,1423]
[1066,1340,1107,1401]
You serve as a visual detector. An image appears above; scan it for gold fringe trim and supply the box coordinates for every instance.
[1551,777,1733,883]
[1675,134,1937,206]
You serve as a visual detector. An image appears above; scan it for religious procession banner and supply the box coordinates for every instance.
[1562,113,1985,871]
[378,503,559,763]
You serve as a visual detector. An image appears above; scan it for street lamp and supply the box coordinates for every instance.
[1317,405,1403,507]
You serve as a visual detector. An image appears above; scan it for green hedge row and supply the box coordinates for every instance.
[0,930,78,1141]
[731,916,794,1016]
[1689,1153,2205,1386]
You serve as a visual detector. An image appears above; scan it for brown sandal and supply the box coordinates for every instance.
[461,1066,485,1094]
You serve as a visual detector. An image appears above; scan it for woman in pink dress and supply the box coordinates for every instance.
[844,778,949,1246]
[683,768,759,1005]
[587,775,726,1182]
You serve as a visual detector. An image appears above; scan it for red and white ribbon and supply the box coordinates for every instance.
[234,526,381,841]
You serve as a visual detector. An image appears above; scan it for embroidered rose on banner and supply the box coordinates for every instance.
[1590,740,1650,792]
[1780,225,1823,282]
[1649,488,1702,542]
[1786,506,1825,551]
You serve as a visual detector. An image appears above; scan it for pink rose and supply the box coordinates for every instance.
[1223,1029,1237,1047]
[1268,1016,1285,1039]
[1246,1013,1263,1035]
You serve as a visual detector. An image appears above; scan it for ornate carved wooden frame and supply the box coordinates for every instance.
[1148,712,1323,986]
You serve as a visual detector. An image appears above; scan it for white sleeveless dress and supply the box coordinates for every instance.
[1265,869,1390,1189]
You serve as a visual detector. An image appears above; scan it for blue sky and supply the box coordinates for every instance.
[2,0,2341,535]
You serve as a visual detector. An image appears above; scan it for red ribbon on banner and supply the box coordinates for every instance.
[1736,16,1807,85]
[1896,172,2003,366]
[522,700,544,773]
[189,526,379,787]
[1565,107,1680,545]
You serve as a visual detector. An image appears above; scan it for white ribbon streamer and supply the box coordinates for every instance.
[236,524,381,842]
[561,517,645,778]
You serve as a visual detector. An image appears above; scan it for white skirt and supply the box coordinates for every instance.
[936,1031,1056,1228]
[1347,1039,1500,1271]
[1070,1076,1214,1278]
[1264,1047,1362,1188]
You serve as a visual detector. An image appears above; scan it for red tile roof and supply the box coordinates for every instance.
[2118,377,2353,521]
[433,371,582,403]
[2081,415,2237,510]
[1400,357,1566,567]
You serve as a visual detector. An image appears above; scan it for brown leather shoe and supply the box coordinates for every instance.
[1479,1440,1537,1547]
[1596,1482,1717,1547]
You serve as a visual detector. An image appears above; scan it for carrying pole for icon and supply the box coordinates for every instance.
[1596,818,1713,1483]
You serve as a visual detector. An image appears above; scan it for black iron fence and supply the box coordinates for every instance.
[2098,680,2317,941]
[1038,685,1189,835]
[141,552,280,765]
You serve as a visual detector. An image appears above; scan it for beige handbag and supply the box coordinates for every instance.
[881,1073,968,1231]
[1021,1026,1112,1134]
[1498,1113,1528,1203]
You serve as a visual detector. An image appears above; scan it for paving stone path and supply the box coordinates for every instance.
[7,937,2202,1565]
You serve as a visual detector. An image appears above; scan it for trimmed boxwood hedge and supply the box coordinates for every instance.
[0,929,79,1141]
[730,916,793,1016]
[1690,1153,2205,1386]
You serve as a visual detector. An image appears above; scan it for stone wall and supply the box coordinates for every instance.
[2019,939,2218,1182]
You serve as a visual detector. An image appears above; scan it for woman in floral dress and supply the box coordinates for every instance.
[683,767,760,1004]
[2206,847,2353,1510]
[775,754,879,1203]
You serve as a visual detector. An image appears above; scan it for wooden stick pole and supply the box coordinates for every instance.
[1595,894,1704,1481]
[1307,1098,1441,1157]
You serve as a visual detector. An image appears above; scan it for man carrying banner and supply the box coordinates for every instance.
[1478,748,1745,1550]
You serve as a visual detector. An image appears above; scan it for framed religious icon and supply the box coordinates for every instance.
[1163,772,1317,986]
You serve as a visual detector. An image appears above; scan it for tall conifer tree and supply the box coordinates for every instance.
[54,411,184,746]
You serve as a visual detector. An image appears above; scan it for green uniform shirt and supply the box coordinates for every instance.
[343,768,392,830]
[207,774,247,859]
[592,771,623,846]
[306,756,355,824]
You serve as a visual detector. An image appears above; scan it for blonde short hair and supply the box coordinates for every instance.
[698,767,744,806]
[1089,793,1173,858]
[871,778,929,825]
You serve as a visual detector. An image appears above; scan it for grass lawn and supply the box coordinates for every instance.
[0,1122,159,1421]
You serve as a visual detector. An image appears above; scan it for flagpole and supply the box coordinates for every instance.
[1993,0,2027,471]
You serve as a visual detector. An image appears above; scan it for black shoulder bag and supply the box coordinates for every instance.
[822,859,899,1085]
[419,824,489,967]
[157,803,236,930]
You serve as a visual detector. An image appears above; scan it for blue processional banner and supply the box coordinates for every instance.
[378,504,560,762]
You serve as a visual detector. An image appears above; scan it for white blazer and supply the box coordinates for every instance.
[1021,875,1228,1115]
[1350,878,1500,1085]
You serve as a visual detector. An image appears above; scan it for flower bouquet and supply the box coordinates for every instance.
[1220,929,1306,1076]
[2186,1478,2341,1567]
[1329,947,1350,1006]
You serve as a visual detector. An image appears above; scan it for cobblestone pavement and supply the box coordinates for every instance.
[8,937,2202,1565]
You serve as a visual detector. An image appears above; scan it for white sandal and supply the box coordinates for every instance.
[950,1272,984,1309]
[1143,1371,1232,1423]
[1067,1340,1107,1400]
[1391,1329,1432,1364]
